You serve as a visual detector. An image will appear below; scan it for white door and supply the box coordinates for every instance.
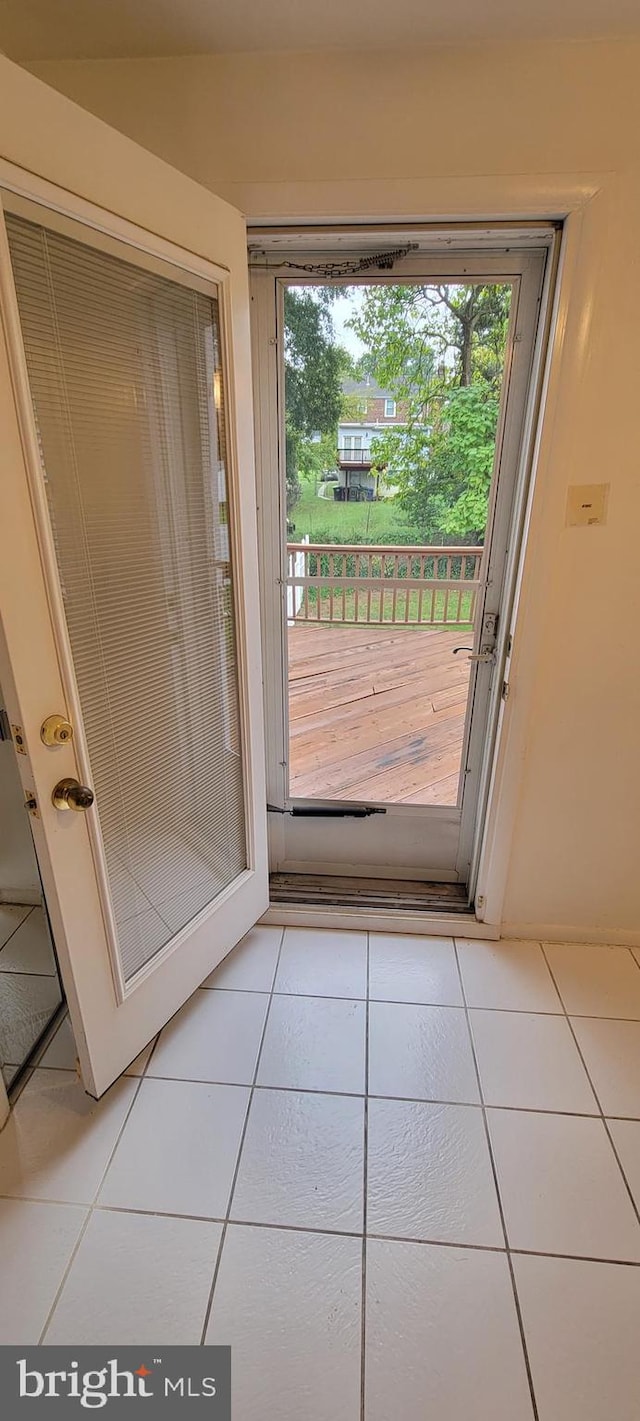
[251,235,554,893]
[0,76,267,1097]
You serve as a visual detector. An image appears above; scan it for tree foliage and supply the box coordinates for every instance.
[349,283,510,540]
[283,289,343,510]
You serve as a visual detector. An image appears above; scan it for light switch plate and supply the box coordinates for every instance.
[566,483,609,527]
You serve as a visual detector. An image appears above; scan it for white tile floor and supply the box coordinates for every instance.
[0,926,639,1419]
[0,904,62,1084]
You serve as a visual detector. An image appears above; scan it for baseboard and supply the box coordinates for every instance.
[260,903,639,948]
[260,903,499,938]
[502,922,640,948]
[0,888,40,906]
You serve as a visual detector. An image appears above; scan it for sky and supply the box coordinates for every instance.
[330,288,367,359]
[286,280,459,365]
[288,282,368,359]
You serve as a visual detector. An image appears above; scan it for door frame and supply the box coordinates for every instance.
[250,230,559,896]
[0,156,268,1094]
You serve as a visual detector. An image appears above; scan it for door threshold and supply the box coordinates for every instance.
[270,872,468,913]
[262,873,499,939]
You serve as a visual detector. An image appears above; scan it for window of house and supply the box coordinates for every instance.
[384,398,396,417]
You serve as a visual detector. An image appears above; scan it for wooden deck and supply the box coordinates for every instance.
[287,623,471,805]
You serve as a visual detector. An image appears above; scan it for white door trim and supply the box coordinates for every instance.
[0,161,234,286]
[260,903,499,938]
[243,175,603,931]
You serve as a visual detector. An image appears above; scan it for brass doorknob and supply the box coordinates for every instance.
[52,777,94,812]
[41,714,74,746]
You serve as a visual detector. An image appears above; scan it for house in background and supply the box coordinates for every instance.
[335,375,408,500]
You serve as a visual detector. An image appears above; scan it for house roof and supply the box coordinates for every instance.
[341,377,396,401]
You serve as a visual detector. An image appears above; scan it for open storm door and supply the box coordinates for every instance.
[0,62,268,1097]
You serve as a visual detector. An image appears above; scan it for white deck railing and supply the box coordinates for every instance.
[286,543,484,627]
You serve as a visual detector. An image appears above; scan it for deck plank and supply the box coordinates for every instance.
[288,624,471,806]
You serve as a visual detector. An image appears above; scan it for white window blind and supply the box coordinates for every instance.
[6,213,247,981]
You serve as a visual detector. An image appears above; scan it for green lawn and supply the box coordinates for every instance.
[289,476,422,545]
[289,481,477,626]
[298,585,474,628]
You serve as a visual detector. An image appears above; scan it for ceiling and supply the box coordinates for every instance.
[1,0,639,61]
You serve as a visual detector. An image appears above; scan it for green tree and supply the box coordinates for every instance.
[284,289,343,511]
[350,283,510,540]
[353,350,378,380]
[413,384,500,537]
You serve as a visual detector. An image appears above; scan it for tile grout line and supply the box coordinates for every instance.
[0,968,60,979]
[203,981,640,1022]
[3,1000,68,1105]
[36,1026,164,1341]
[360,932,370,1421]
[5,1186,640,1268]
[20,1060,640,1123]
[198,927,287,1347]
[32,1013,161,1082]
[3,1082,639,1122]
[13,932,640,1349]
[452,939,540,1421]
[0,906,62,1082]
[36,1063,151,1344]
[539,944,640,1231]
[0,905,35,958]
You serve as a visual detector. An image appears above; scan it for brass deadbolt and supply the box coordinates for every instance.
[52,777,94,812]
[41,714,74,747]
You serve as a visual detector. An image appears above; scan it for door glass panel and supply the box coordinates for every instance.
[284,279,511,807]
[6,214,247,982]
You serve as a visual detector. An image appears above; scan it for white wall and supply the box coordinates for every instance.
[12,46,640,941]
[23,45,640,196]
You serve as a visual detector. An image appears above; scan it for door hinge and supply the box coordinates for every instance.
[501,680,510,702]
